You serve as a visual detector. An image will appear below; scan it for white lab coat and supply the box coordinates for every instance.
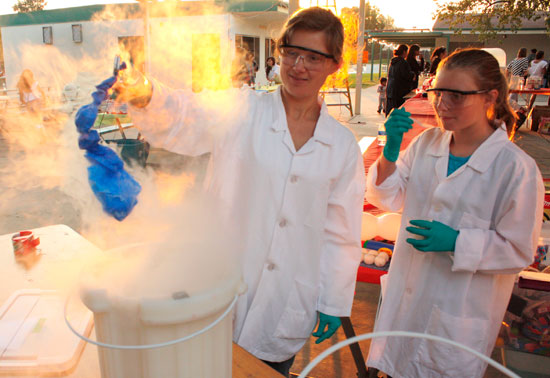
[365,126,544,377]
[129,83,365,361]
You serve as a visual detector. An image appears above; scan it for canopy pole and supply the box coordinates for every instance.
[353,0,366,116]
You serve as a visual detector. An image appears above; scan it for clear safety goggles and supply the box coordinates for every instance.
[278,44,336,70]
[426,88,489,108]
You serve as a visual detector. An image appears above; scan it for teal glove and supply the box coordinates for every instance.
[312,312,341,344]
[383,108,413,162]
[406,219,459,252]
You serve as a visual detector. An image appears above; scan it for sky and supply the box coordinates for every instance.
[0,0,440,29]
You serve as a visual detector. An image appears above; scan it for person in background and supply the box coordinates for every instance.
[507,47,529,78]
[231,47,250,88]
[406,44,424,91]
[245,51,258,86]
[385,44,414,116]
[17,69,46,115]
[110,7,365,377]
[266,56,281,84]
[428,46,447,76]
[377,77,387,114]
[365,48,544,378]
[506,47,529,102]
[527,50,547,80]
[527,48,537,64]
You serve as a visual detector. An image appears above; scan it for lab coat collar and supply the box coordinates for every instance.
[428,124,509,173]
[270,87,334,146]
[467,125,509,173]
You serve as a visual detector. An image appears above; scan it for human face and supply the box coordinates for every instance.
[431,68,497,135]
[279,29,340,100]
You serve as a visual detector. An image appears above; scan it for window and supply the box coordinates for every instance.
[72,24,82,43]
[42,26,53,44]
[236,34,260,68]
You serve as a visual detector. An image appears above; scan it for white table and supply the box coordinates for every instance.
[0,225,280,378]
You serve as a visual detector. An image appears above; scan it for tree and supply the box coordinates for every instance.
[435,0,550,41]
[364,2,395,31]
[12,0,47,13]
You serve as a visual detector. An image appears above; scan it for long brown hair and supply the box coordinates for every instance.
[17,69,34,93]
[439,48,517,136]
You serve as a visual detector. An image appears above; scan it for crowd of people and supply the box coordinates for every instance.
[506,47,548,88]
[376,44,448,116]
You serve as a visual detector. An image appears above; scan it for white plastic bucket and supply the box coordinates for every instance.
[77,243,245,378]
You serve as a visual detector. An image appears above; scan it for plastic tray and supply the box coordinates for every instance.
[0,289,93,376]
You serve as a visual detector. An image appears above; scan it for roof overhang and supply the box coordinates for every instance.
[365,30,445,48]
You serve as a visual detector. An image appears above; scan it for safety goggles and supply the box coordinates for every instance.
[426,88,490,108]
[278,44,336,70]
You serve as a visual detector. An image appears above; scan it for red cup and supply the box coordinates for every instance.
[12,231,40,256]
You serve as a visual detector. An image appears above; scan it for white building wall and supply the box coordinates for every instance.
[1,11,285,93]
[1,18,142,92]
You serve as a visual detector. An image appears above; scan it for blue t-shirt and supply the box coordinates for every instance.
[447,153,470,176]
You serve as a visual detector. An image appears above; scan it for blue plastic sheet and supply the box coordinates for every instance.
[74,74,141,221]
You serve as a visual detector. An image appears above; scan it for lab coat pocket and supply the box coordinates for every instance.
[459,212,491,230]
[273,279,318,339]
[416,306,490,376]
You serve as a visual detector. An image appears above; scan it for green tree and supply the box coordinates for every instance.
[12,0,47,13]
[342,3,395,32]
[364,2,395,30]
[436,0,550,41]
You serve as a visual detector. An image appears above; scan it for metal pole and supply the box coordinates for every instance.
[353,0,366,116]
[377,43,382,83]
[137,0,151,75]
[288,0,299,17]
[369,41,374,81]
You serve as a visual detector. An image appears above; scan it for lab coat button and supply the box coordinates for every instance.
[434,204,442,212]
[267,262,275,271]
[279,219,287,227]
[290,175,298,183]
[405,288,412,295]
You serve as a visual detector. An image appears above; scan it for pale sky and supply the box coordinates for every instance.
[0,0,440,29]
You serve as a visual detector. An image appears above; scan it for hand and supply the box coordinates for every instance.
[112,69,153,108]
[383,108,413,162]
[406,219,459,252]
[312,312,341,344]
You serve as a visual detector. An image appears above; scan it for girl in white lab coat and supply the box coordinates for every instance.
[113,7,365,377]
[366,48,544,377]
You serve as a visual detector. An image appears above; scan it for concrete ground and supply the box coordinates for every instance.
[0,86,548,378]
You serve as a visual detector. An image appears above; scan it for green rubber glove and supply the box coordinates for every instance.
[383,108,414,162]
[406,219,459,252]
[312,312,341,344]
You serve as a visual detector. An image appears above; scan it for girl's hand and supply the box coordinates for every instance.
[406,220,459,252]
[383,108,413,162]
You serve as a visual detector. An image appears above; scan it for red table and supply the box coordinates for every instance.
[357,96,437,284]
[509,88,550,108]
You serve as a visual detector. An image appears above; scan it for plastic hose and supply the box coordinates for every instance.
[64,293,238,350]
[298,330,521,378]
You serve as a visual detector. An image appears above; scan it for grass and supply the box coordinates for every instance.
[347,73,383,88]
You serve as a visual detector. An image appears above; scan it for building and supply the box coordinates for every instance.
[365,15,549,66]
[0,0,288,93]
[432,16,550,64]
